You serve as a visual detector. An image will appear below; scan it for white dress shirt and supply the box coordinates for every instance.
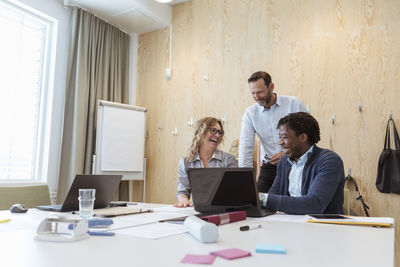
[287,145,314,196]
[238,94,307,167]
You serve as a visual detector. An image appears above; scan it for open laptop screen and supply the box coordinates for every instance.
[36,174,122,212]
[188,168,270,217]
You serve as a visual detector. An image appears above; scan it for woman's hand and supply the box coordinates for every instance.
[269,151,285,165]
[174,196,193,208]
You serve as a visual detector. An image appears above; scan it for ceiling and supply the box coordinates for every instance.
[64,0,189,34]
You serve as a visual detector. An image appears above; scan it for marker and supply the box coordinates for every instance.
[240,224,262,231]
[0,219,11,223]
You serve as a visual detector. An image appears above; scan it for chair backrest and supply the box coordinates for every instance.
[230,137,261,177]
[0,184,50,210]
[343,188,351,215]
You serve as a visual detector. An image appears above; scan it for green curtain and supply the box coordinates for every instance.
[57,8,130,202]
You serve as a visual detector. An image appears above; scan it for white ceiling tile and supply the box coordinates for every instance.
[112,9,157,34]
[66,0,188,33]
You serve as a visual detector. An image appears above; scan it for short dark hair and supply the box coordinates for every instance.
[248,71,272,87]
[277,112,321,145]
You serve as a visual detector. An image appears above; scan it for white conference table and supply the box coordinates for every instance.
[0,203,394,267]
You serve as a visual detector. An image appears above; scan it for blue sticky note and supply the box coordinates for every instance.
[255,244,286,254]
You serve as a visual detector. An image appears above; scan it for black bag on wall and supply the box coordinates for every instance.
[376,118,400,194]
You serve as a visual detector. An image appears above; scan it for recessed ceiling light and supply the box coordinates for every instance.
[155,0,173,3]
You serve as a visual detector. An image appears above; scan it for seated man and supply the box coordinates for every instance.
[259,112,345,215]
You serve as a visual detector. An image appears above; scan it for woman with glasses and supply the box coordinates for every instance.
[174,117,238,208]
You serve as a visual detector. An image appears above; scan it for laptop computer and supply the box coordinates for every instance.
[36,174,122,212]
[188,168,276,217]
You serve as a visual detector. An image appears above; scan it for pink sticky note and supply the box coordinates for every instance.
[210,248,252,260]
[180,254,216,265]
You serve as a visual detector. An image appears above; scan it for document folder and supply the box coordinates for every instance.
[201,211,247,225]
[306,216,394,227]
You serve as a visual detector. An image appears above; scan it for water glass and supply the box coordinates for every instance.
[78,189,96,219]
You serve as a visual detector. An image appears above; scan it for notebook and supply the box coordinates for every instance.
[188,168,276,217]
[36,174,122,212]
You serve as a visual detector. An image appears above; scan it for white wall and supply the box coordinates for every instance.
[17,0,71,201]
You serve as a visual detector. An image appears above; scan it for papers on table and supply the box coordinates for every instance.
[254,212,394,228]
[253,212,309,224]
[306,216,394,227]
[151,205,199,216]
[96,210,190,230]
[113,221,186,239]
[0,216,41,232]
[88,206,192,239]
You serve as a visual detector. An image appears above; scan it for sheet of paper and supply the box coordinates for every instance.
[252,213,308,224]
[96,211,193,231]
[0,216,41,232]
[113,222,186,239]
[151,205,199,216]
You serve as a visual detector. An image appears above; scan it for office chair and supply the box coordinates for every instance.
[0,184,51,210]
[343,188,351,215]
[230,137,261,177]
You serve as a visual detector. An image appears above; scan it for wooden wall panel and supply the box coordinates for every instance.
[136,0,400,263]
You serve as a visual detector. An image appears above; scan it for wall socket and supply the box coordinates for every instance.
[49,191,57,199]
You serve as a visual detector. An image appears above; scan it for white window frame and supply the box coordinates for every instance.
[0,0,58,184]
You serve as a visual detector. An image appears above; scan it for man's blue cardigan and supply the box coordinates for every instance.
[266,145,345,215]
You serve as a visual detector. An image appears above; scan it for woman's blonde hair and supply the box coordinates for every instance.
[186,117,224,162]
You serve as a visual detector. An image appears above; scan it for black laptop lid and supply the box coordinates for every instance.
[211,170,258,206]
[60,174,122,212]
[188,168,261,214]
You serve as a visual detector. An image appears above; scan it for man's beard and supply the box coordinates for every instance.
[265,93,272,105]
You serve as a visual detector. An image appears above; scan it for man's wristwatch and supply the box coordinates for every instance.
[258,193,266,204]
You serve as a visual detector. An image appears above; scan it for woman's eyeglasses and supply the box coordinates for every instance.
[209,127,224,136]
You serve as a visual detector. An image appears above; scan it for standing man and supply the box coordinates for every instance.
[239,71,307,192]
[259,112,345,215]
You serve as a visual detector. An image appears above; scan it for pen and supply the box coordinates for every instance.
[0,219,11,223]
[95,208,153,218]
[240,224,262,231]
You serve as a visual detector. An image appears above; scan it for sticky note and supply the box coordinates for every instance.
[180,254,216,264]
[210,248,251,260]
[255,243,286,254]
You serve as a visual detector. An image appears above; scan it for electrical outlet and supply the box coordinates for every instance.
[49,191,57,199]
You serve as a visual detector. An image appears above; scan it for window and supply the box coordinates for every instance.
[0,0,56,182]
